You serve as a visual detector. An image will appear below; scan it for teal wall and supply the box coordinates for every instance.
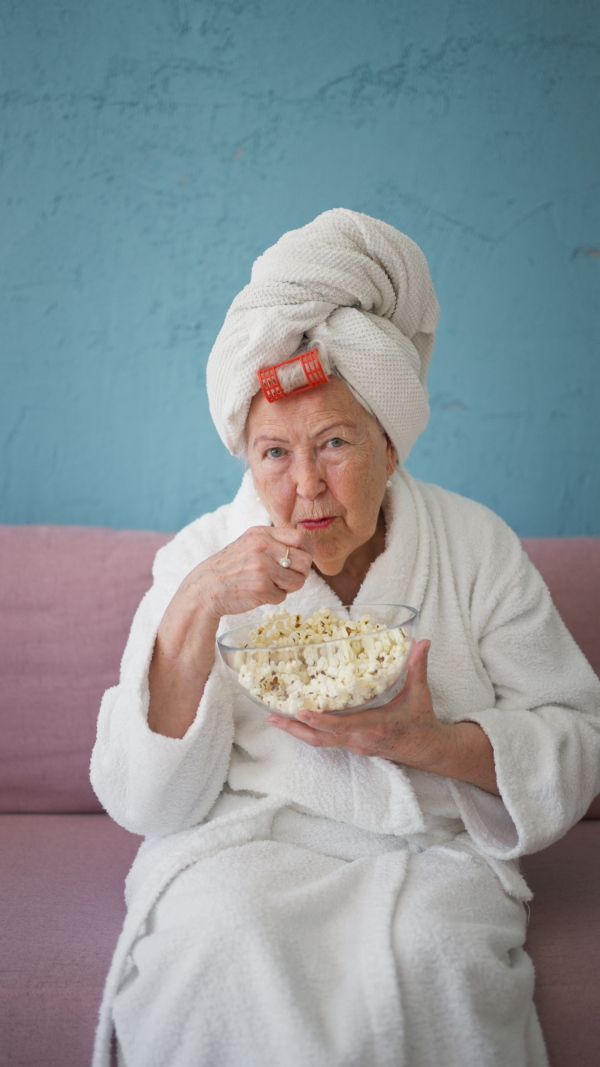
[1,0,599,535]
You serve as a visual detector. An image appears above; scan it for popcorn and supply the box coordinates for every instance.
[233,608,410,716]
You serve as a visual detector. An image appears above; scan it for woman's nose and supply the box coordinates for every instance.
[293,457,326,499]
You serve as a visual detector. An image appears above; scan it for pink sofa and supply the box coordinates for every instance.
[1,525,599,1067]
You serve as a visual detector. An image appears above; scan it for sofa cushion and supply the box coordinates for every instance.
[0,813,598,1067]
[522,821,600,1065]
[0,526,171,812]
[0,813,141,1067]
[522,539,600,818]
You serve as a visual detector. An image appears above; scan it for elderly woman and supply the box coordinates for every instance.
[91,210,600,1067]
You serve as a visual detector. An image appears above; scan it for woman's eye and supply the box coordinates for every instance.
[266,447,285,459]
[327,437,345,449]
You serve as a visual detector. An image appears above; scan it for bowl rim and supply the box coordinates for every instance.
[217,603,418,654]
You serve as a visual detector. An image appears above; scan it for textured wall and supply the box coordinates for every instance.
[1,0,598,534]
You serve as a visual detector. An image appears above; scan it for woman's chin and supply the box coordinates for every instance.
[311,552,347,577]
[306,530,353,577]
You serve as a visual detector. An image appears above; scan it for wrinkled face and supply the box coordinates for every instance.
[247,378,396,576]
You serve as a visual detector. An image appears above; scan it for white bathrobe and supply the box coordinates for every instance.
[90,470,600,1067]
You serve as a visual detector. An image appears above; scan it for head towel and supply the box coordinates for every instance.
[206,208,440,464]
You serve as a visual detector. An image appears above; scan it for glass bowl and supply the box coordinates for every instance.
[217,603,418,719]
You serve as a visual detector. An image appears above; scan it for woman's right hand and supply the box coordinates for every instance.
[148,527,312,739]
[176,525,314,624]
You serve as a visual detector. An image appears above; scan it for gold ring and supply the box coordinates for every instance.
[279,546,292,569]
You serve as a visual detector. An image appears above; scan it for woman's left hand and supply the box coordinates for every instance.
[267,640,446,768]
[267,640,500,794]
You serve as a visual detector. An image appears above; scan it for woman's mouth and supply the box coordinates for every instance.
[298,517,337,530]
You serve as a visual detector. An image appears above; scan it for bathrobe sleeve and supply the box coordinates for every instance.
[445,504,600,861]
[90,526,234,838]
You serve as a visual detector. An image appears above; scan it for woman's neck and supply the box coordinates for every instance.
[315,509,387,604]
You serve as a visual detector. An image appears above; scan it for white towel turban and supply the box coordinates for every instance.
[206,208,440,464]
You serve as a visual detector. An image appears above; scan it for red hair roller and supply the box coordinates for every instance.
[257,349,328,403]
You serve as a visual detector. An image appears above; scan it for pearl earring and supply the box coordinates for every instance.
[255,494,261,502]
[386,478,392,488]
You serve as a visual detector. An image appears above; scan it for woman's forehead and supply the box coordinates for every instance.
[247,378,371,439]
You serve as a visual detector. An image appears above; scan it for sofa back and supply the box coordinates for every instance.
[0,526,171,813]
[0,525,599,815]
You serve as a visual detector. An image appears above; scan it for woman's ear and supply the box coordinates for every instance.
[385,436,397,476]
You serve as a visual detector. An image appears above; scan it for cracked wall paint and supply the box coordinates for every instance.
[0,0,598,534]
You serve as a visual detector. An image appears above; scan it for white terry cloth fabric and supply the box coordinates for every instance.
[113,838,545,1067]
[206,209,440,463]
[90,470,600,1067]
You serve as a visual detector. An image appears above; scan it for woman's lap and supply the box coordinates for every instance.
[113,839,545,1067]
[393,847,546,1066]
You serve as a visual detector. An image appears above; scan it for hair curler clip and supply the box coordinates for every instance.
[257,348,328,403]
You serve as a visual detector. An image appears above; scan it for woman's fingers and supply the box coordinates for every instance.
[265,555,309,594]
[402,639,430,691]
[289,641,431,734]
[294,709,352,734]
[266,714,342,747]
[189,525,315,617]
[268,530,313,577]
[267,638,437,761]
[270,708,375,747]
[269,526,313,554]
[268,547,312,580]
